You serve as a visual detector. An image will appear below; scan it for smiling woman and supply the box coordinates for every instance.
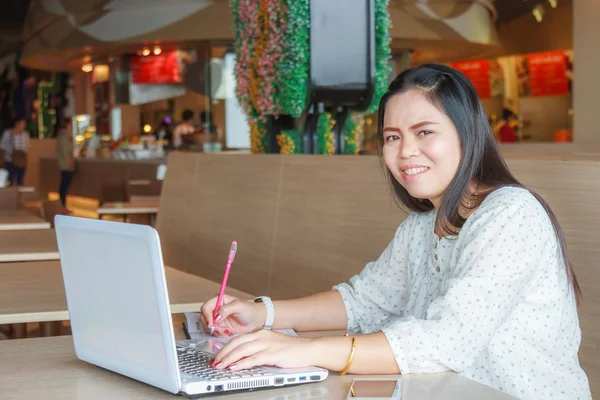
[197,64,591,400]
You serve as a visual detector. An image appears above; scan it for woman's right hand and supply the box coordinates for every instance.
[200,294,265,337]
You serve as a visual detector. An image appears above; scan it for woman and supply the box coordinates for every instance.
[498,108,518,143]
[0,117,30,186]
[56,117,75,207]
[199,65,591,399]
[172,109,196,149]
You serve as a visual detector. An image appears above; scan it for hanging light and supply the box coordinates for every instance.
[142,47,151,56]
[82,63,93,73]
[547,0,558,8]
[153,46,162,55]
[532,4,545,23]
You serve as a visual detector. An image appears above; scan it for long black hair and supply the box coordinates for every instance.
[377,63,581,304]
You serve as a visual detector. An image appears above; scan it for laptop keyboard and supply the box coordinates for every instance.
[177,347,274,381]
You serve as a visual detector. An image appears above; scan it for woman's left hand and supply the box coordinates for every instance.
[210,330,316,370]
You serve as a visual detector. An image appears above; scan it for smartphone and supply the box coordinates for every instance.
[346,379,402,399]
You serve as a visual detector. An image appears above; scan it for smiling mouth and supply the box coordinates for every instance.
[402,167,429,176]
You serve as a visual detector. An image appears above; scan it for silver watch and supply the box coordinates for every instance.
[253,296,274,330]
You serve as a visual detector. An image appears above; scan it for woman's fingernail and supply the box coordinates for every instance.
[224,329,230,335]
[214,362,222,369]
[228,332,234,337]
[209,359,215,367]
[229,364,238,370]
[214,315,222,323]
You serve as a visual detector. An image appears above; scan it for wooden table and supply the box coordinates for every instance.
[0,333,517,400]
[0,229,59,262]
[0,260,252,324]
[0,210,50,230]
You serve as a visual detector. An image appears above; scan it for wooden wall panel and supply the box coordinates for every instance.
[183,155,283,296]
[269,156,407,300]
[156,152,199,272]
[38,157,162,200]
[506,159,600,394]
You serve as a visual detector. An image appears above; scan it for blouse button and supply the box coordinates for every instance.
[436,266,441,273]
[434,242,438,249]
[434,254,438,260]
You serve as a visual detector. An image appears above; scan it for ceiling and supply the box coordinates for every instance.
[0,0,30,56]
[495,0,549,25]
[0,0,568,63]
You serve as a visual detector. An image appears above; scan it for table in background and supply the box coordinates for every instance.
[0,210,50,230]
[0,229,58,262]
[0,260,251,325]
[97,201,159,225]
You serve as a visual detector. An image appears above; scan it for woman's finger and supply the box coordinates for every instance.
[199,313,208,331]
[200,297,218,329]
[213,333,257,365]
[228,352,268,371]
[216,340,267,369]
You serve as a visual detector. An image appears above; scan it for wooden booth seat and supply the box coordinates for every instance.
[156,153,600,395]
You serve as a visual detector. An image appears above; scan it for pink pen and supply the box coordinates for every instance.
[210,241,237,334]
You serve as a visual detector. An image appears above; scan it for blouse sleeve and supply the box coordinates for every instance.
[380,195,551,374]
[332,215,414,334]
[0,131,9,151]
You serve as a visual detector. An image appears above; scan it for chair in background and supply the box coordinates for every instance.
[0,187,19,210]
[98,184,127,206]
[125,178,162,225]
[40,200,70,228]
[126,178,162,203]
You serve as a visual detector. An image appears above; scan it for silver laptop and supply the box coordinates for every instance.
[54,215,328,397]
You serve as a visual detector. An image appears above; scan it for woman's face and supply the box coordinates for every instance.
[382,90,462,207]
[14,121,25,132]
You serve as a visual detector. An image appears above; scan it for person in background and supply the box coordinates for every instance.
[0,117,30,186]
[199,64,590,400]
[56,117,75,207]
[172,109,195,149]
[498,108,518,143]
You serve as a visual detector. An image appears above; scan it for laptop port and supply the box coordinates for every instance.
[287,377,296,383]
[215,385,224,392]
[310,375,320,381]
[275,378,285,385]
[299,376,307,381]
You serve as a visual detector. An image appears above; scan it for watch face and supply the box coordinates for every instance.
[255,298,263,303]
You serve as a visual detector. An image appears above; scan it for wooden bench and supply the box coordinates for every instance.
[155,152,600,396]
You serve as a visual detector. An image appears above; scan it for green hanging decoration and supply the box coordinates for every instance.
[317,113,335,155]
[277,129,302,154]
[367,0,392,114]
[343,113,364,155]
[279,0,310,118]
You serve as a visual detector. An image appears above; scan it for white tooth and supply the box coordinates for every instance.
[405,167,428,175]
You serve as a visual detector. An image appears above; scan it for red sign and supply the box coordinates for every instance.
[131,52,182,84]
[526,51,569,96]
[451,60,491,99]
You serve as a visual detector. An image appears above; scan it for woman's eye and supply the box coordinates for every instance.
[385,135,399,142]
[416,130,432,137]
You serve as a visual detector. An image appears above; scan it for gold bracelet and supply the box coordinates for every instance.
[339,336,356,376]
